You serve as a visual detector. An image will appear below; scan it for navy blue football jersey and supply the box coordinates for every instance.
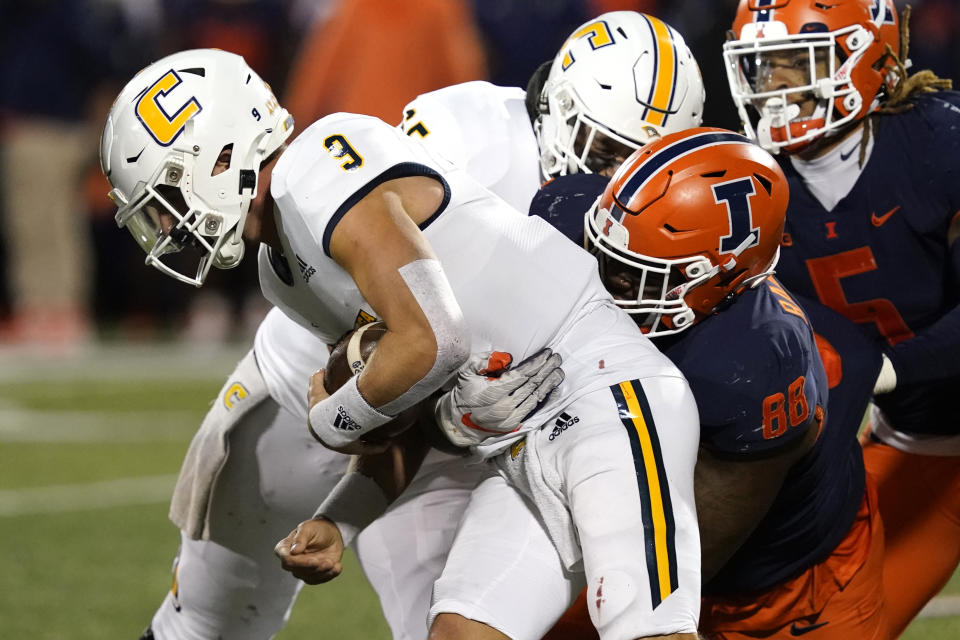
[528,173,607,247]
[531,174,872,592]
[774,92,960,436]
[703,293,880,594]
[660,278,827,457]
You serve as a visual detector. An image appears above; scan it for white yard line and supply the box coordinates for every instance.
[917,594,960,619]
[0,475,177,516]
[0,343,247,383]
[0,408,201,442]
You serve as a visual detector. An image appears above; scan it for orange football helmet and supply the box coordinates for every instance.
[585,127,789,336]
[723,0,900,153]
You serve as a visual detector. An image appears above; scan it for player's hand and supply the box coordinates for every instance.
[274,517,345,585]
[434,348,564,447]
[873,353,897,395]
[307,370,390,455]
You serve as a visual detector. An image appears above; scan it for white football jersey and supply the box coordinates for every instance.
[255,82,542,420]
[399,81,540,213]
[259,112,673,452]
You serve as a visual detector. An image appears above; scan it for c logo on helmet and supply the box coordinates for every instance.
[561,21,615,70]
[135,70,202,147]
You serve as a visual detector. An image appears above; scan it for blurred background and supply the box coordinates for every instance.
[1,1,959,639]
[1,0,957,352]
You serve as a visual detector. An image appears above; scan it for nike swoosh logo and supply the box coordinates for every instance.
[839,144,858,161]
[871,205,900,227]
[790,620,829,635]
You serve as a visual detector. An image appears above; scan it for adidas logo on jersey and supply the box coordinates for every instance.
[296,254,316,282]
[333,405,361,432]
[549,412,579,440]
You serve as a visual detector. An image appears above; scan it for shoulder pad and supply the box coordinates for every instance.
[667,286,828,457]
[272,113,446,257]
[529,173,608,245]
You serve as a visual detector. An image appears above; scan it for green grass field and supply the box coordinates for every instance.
[0,342,956,639]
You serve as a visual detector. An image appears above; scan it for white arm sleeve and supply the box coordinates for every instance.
[379,258,471,415]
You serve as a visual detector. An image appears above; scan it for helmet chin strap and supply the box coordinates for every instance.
[212,186,253,269]
[213,231,245,269]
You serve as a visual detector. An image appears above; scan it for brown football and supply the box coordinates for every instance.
[324,322,418,444]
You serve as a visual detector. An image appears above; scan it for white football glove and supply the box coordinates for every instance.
[873,353,897,395]
[434,348,565,448]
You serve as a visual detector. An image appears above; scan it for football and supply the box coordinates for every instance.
[324,322,389,394]
[324,322,418,444]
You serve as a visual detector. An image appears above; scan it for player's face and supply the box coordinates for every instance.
[575,128,636,177]
[213,146,232,176]
[752,48,829,118]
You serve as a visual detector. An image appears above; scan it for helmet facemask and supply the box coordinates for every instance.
[586,199,716,336]
[725,20,889,154]
[111,136,263,286]
[537,82,646,178]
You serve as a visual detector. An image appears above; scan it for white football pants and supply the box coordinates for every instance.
[151,359,482,640]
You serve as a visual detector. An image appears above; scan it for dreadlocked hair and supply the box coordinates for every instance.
[858,5,952,165]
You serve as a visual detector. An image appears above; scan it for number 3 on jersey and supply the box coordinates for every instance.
[324,134,363,171]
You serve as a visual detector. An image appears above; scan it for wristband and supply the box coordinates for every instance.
[314,472,390,548]
[308,375,393,448]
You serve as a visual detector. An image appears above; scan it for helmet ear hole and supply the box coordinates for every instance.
[212,144,233,176]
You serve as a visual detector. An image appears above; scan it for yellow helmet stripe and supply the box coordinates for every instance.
[642,15,679,128]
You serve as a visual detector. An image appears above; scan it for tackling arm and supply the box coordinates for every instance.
[330,175,468,408]
[309,175,471,451]
[274,424,432,585]
[695,425,818,581]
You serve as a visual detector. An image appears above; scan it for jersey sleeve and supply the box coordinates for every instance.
[528,173,609,245]
[924,93,960,214]
[399,81,541,213]
[793,293,881,436]
[270,112,451,257]
[875,93,960,385]
[676,292,828,458]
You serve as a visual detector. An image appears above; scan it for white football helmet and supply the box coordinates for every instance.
[100,49,294,286]
[535,11,706,178]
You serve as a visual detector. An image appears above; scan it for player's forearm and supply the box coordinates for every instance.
[885,302,960,386]
[364,258,471,415]
[694,445,802,581]
[352,424,432,502]
[314,428,432,546]
[358,319,449,407]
